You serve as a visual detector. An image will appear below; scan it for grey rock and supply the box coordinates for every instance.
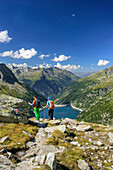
[26,141,36,148]
[93,141,103,146]
[38,145,59,155]
[49,119,61,125]
[35,154,45,165]
[0,148,6,153]
[0,94,29,124]
[23,130,32,137]
[62,118,77,125]
[45,125,66,133]
[77,159,91,170]
[25,146,39,158]
[0,136,9,143]
[76,125,92,132]
[0,164,12,170]
[108,132,113,142]
[80,147,86,151]
[0,155,15,168]
[17,151,25,157]
[45,152,56,170]
[70,141,79,146]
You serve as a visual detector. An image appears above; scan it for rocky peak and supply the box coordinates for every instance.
[0,63,18,84]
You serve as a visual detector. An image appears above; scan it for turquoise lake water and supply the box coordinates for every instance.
[40,106,80,119]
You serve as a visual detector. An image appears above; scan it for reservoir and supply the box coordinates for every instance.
[40,106,80,119]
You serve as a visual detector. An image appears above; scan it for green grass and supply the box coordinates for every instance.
[0,122,38,151]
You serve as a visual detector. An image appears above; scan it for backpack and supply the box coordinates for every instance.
[49,101,55,109]
[35,100,40,108]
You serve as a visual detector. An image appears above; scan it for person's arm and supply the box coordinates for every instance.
[28,101,33,106]
[44,102,48,108]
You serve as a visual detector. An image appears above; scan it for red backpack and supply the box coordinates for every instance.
[49,101,55,109]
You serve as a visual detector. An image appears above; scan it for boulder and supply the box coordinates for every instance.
[17,151,25,157]
[0,155,15,169]
[38,145,59,155]
[0,94,29,124]
[62,118,77,125]
[45,152,56,170]
[26,141,36,148]
[35,154,45,165]
[77,159,91,170]
[45,125,66,133]
[76,125,92,132]
[49,120,61,125]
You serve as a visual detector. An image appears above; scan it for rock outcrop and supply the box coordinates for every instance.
[0,94,29,123]
[0,118,113,169]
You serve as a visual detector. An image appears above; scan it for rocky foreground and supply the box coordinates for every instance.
[0,118,113,170]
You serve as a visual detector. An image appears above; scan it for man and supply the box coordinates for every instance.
[44,97,55,120]
[28,97,40,121]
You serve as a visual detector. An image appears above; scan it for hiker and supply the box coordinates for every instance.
[44,97,55,120]
[28,97,40,121]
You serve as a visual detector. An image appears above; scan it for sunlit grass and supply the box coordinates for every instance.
[0,122,38,150]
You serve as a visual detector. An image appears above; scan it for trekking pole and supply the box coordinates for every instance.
[44,108,45,119]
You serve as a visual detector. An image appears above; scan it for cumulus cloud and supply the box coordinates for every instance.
[0,30,12,43]
[97,60,110,66]
[0,48,37,59]
[54,63,80,71]
[8,63,28,68]
[0,50,13,57]
[32,66,39,69]
[52,55,71,62]
[37,63,51,69]
[35,62,52,69]
[39,54,50,59]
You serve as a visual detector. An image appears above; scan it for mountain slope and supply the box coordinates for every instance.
[0,64,46,103]
[10,66,79,98]
[55,65,113,125]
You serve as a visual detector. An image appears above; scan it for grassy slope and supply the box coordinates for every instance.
[0,64,47,103]
[55,65,113,125]
[0,122,38,151]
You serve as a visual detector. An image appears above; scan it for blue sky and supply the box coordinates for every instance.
[0,0,113,72]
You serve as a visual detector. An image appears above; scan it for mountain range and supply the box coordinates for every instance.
[8,65,79,98]
[0,63,46,103]
[55,65,113,125]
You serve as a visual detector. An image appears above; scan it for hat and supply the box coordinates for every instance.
[48,97,52,100]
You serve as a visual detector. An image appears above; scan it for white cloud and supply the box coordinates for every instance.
[32,66,39,69]
[0,50,13,57]
[52,55,71,62]
[54,63,80,71]
[0,48,37,59]
[8,63,28,68]
[72,14,76,17]
[97,60,110,66]
[37,63,51,69]
[0,30,12,43]
[39,54,50,59]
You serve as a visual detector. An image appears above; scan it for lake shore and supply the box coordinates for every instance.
[55,104,83,112]
[40,104,83,112]
[70,103,83,112]
[55,104,69,107]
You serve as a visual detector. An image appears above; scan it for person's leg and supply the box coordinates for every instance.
[34,108,40,121]
[48,109,51,120]
[49,109,53,120]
